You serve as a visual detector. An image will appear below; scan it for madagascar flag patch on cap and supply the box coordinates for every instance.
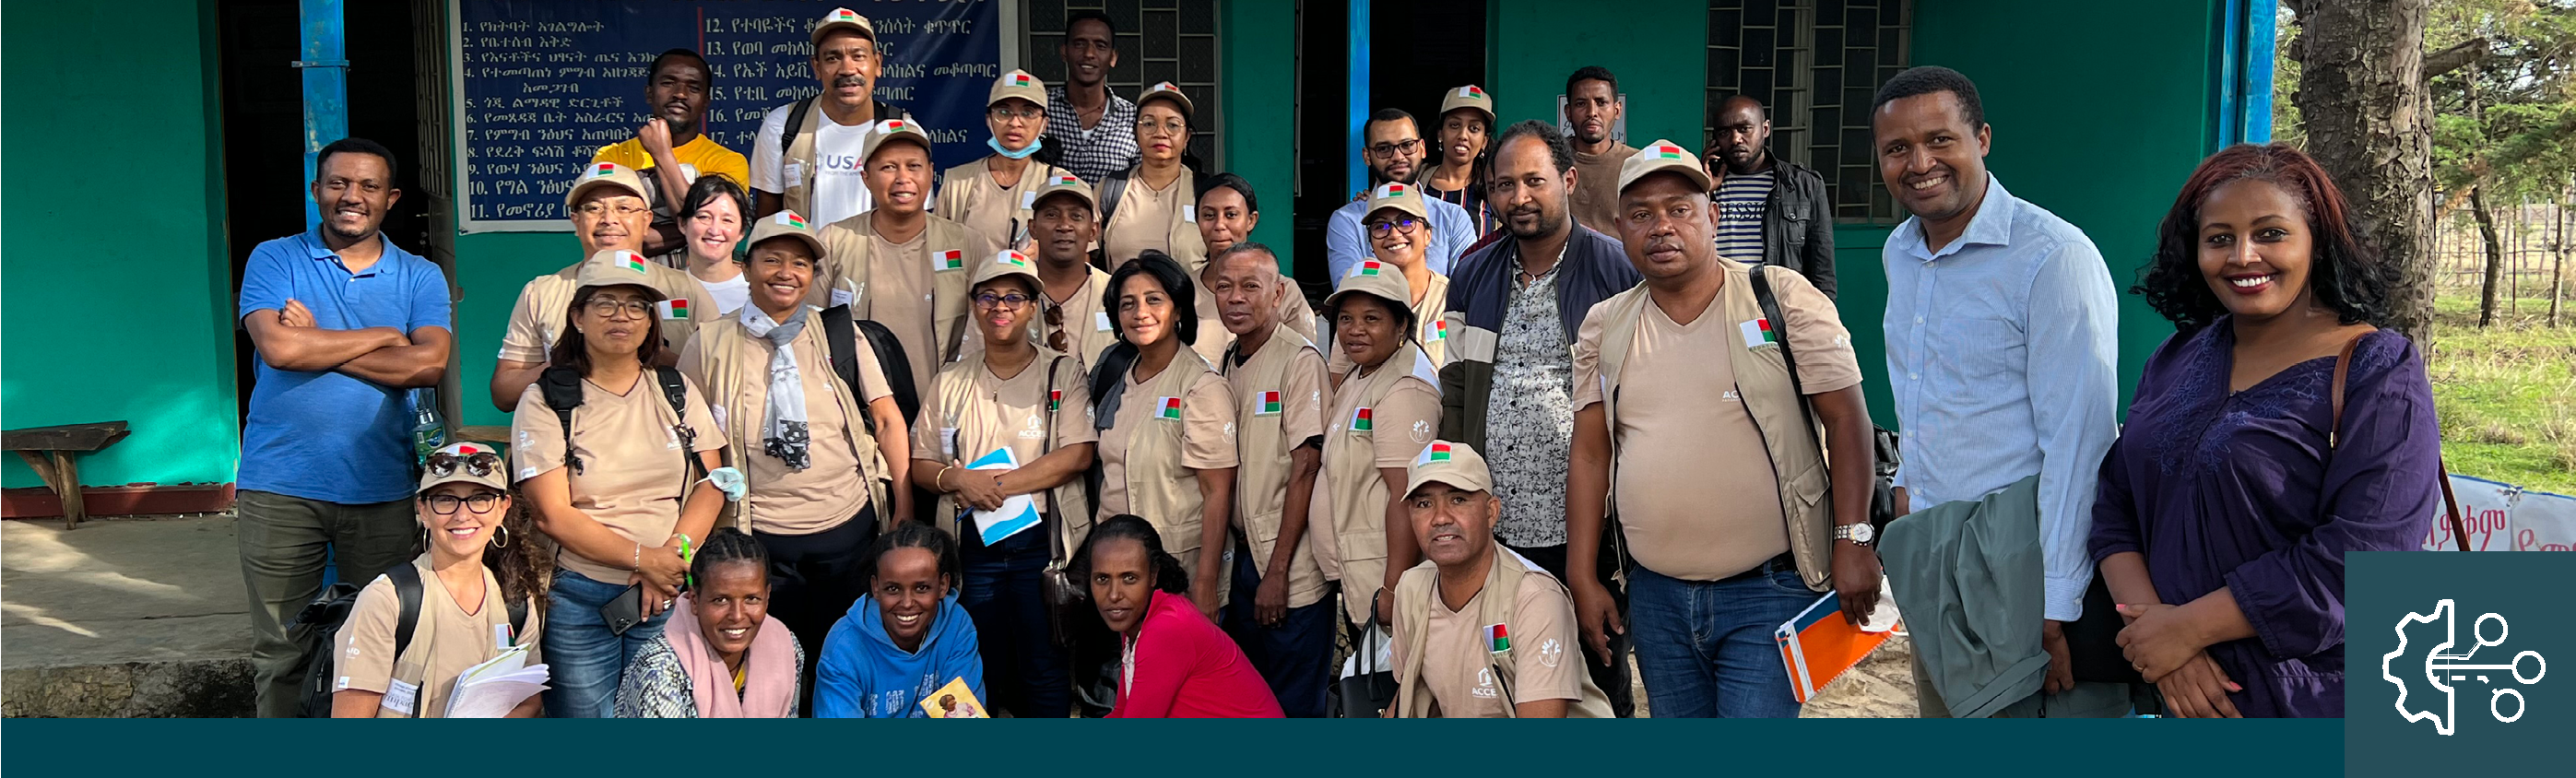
[881,119,912,134]
[616,251,650,274]
[830,8,860,22]
[1150,81,1180,93]
[936,249,964,271]
[1256,390,1282,417]
[1155,396,1183,420]
[591,162,619,177]
[448,442,489,456]
[776,211,809,230]
[1354,260,1384,277]
[1647,142,1690,159]
[1010,72,1034,88]
[1459,86,1486,100]
[1377,183,1410,199]
[998,250,1032,268]
[1424,442,1454,463]
[1048,173,1082,187]
[656,299,691,320]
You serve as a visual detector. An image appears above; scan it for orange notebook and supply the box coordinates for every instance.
[1774,591,1900,703]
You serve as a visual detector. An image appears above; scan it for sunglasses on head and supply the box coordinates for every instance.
[426,451,502,478]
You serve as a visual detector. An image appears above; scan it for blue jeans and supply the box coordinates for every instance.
[1626,560,1814,718]
[959,523,1070,718]
[543,570,671,718]
[1222,544,1336,717]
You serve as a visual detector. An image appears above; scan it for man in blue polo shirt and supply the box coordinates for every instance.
[236,137,454,717]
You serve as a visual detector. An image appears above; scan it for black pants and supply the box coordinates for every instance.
[754,505,879,713]
[959,519,1072,718]
[1507,538,1637,718]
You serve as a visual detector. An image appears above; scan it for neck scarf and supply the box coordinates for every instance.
[740,305,813,469]
[988,136,1044,159]
[665,592,799,718]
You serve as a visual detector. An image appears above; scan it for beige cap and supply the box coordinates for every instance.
[809,7,875,48]
[1321,259,1412,315]
[419,441,512,493]
[1615,138,1714,194]
[573,249,669,299]
[564,161,648,209]
[1404,441,1494,497]
[744,209,826,259]
[1363,181,1429,221]
[1029,171,1097,214]
[989,69,1047,109]
[1437,84,1495,124]
[1138,81,1193,118]
[860,117,934,165]
[969,249,1042,292]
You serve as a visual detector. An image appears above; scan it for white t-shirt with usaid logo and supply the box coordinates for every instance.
[750,104,876,227]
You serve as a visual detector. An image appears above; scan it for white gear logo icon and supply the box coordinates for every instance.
[2383,599,2546,736]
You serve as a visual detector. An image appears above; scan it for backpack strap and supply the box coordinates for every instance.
[2328,332,2472,551]
[855,317,922,430]
[779,97,816,164]
[1097,169,1130,226]
[538,366,586,474]
[821,304,866,430]
[383,563,427,719]
[1747,267,1823,442]
[656,366,704,484]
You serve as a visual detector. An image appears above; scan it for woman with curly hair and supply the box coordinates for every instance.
[330,442,552,717]
[1076,515,1281,718]
[2092,143,2440,719]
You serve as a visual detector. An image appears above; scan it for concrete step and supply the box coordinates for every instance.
[4,515,256,717]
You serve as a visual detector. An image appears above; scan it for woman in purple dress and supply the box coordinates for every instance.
[2091,144,2440,718]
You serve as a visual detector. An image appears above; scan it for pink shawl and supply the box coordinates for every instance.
[665,592,799,718]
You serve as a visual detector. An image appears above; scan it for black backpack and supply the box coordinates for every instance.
[777,96,908,166]
[288,563,528,717]
[538,365,699,479]
[818,304,921,434]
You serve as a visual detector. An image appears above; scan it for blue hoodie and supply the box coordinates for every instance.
[814,594,986,718]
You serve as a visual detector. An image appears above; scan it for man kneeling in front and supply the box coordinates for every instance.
[1387,441,1612,717]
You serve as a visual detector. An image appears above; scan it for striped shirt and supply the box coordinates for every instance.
[1711,169,1773,265]
[1044,85,1140,186]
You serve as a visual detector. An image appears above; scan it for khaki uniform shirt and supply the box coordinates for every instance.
[935,157,1065,261]
[912,348,1096,538]
[1313,344,1442,624]
[332,555,546,718]
[497,262,715,363]
[1096,350,1237,580]
[1101,170,1207,268]
[1391,554,1585,717]
[677,313,893,536]
[510,372,726,584]
[1221,325,1330,609]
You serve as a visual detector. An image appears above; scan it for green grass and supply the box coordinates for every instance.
[2427,285,2576,495]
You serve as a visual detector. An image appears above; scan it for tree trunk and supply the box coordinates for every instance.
[2554,190,2568,327]
[2288,0,2437,340]
[2472,185,2504,326]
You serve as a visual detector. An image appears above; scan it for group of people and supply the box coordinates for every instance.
[231,7,2443,720]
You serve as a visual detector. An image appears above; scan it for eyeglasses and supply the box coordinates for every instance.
[1366,217,1423,237]
[989,105,1045,122]
[1135,120,1188,137]
[975,291,1034,310]
[421,492,502,515]
[427,451,502,478]
[585,298,654,319]
[1043,302,1070,352]
[1366,138,1423,159]
[574,202,649,218]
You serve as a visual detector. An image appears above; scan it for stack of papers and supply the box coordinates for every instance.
[446,643,549,718]
[968,448,1041,546]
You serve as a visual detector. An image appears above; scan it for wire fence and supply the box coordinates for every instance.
[2430,194,2573,323]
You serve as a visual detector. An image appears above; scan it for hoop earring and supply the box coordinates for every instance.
[490,523,511,549]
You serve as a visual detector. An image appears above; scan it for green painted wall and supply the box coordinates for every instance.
[454,234,581,428]
[1222,0,1297,273]
[1,0,240,489]
[1487,0,1710,149]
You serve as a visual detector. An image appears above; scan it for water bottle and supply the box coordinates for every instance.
[410,387,445,466]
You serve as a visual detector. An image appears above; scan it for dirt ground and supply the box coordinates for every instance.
[1622,634,1920,718]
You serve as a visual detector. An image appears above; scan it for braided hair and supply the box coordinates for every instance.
[690,526,770,585]
[866,519,960,587]
[1070,514,1189,595]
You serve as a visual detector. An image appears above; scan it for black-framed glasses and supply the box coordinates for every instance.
[1366,138,1423,159]
[585,298,654,319]
[421,493,502,515]
[989,105,1044,122]
[426,451,502,478]
[975,291,1034,310]
[1366,217,1423,238]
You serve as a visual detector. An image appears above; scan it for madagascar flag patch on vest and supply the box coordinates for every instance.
[1428,319,1448,341]
[1255,390,1282,417]
[1350,407,1374,432]
[936,249,965,271]
[656,299,691,320]
[1739,317,1778,348]
[1155,396,1183,420]
[1484,622,1510,654]
[1049,389,1063,412]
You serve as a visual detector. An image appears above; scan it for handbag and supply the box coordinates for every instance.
[1334,616,1398,718]
[1033,356,1092,648]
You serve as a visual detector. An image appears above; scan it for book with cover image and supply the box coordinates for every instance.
[921,678,988,718]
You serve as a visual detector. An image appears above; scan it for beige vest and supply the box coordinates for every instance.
[779,101,909,220]
[1221,325,1329,609]
[1104,168,1208,268]
[1391,551,1613,718]
[686,315,887,534]
[814,213,976,364]
[1315,343,1439,624]
[926,348,1093,545]
[1111,348,1230,605]
[1592,264,1832,592]
[524,262,715,359]
[935,157,1066,253]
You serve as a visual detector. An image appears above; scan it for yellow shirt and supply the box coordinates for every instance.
[593,136,750,190]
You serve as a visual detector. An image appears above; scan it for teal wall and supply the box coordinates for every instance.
[1222,0,1297,273]
[1,0,240,489]
[1483,0,2227,426]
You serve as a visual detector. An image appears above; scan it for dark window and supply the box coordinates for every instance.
[1707,0,1913,224]
[1026,0,1223,166]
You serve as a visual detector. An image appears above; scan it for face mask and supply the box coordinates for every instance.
[988,136,1044,159]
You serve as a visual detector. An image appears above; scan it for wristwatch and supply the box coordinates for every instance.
[1834,523,1876,548]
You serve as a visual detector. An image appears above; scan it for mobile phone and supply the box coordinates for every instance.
[599,584,644,636]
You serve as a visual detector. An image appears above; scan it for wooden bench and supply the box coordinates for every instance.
[3,421,132,530]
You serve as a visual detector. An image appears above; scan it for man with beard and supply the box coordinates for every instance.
[236,137,453,716]
[1326,110,1477,284]
[751,7,912,225]
[1704,95,1837,299]
[1043,11,1140,185]
[1562,66,1637,235]
[592,49,748,260]
[1433,120,1638,716]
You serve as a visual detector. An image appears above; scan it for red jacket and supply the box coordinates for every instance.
[1107,591,1284,718]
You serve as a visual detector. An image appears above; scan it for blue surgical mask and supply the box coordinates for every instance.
[988,136,1043,159]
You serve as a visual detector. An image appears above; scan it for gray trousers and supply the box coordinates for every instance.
[1909,652,2155,718]
[236,489,421,718]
